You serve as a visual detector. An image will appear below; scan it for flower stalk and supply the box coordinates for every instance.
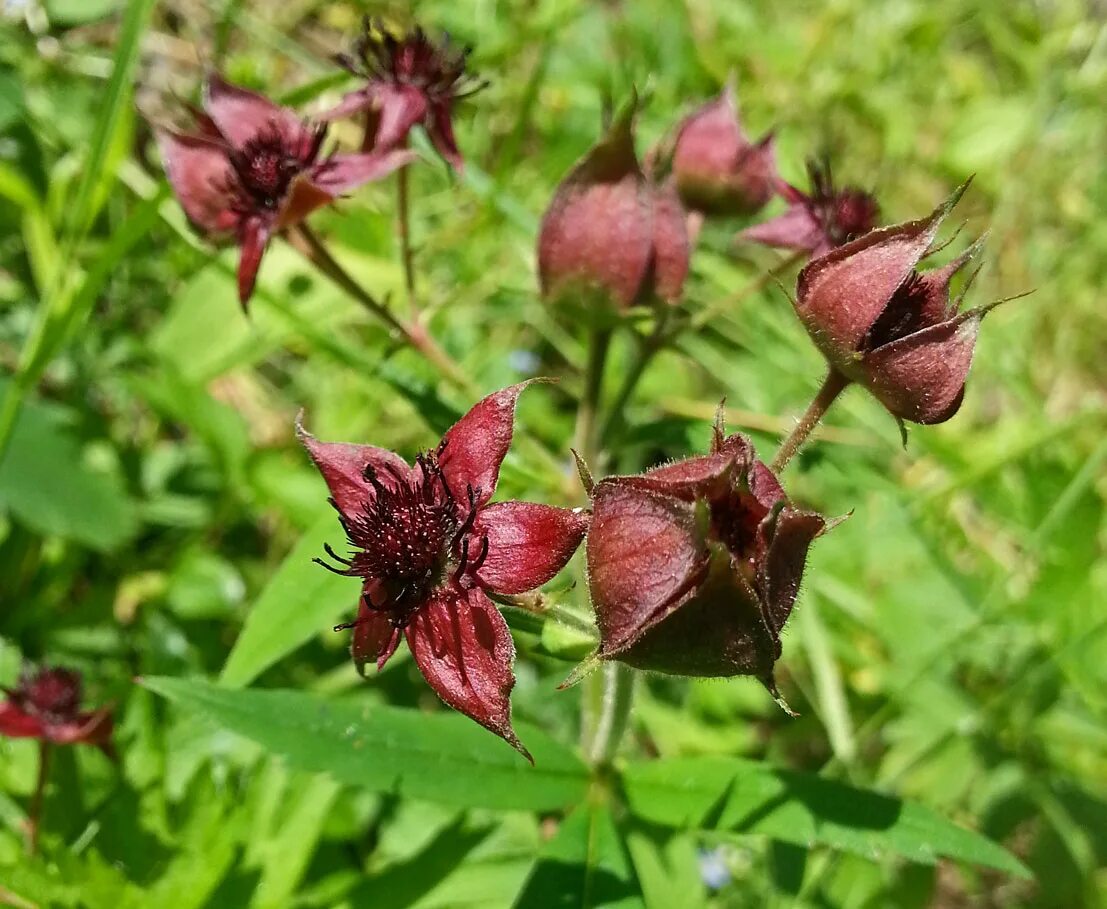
[572,326,613,469]
[26,740,51,856]
[286,224,473,392]
[771,368,849,472]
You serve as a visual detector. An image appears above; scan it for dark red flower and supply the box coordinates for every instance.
[327,18,485,171]
[155,73,413,308]
[670,83,778,217]
[0,667,114,756]
[583,420,826,705]
[537,97,690,311]
[299,382,588,759]
[739,159,880,259]
[794,180,996,424]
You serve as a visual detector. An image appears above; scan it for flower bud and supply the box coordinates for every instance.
[537,96,690,310]
[584,425,826,704]
[671,83,777,217]
[794,179,997,424]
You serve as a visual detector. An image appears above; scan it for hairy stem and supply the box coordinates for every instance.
[26,740,51,856]
[572,326,613,470]
[286,225,473,392]
[585,663,635,765]
[771,368,850,472]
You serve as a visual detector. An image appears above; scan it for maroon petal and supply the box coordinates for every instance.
[588,481,709,654]
[237,217,272,309]
[320,88,376,123]
[860,308,985,425]
[310,149,417,197]
[296,417,413,517]
[407,585,529,759]
[738,204,823,252]
[614,451,737,501]
[374,84,431,152]
[537,100,653,309]
[426,101,464,172]
[748,460,786,511]
[795,181,970,358]
[0,701,46,739]
[155,129,239,236]
[649,179,691,304]
[471,502,589,595]
[439,382,534,512]
[616,549,773,678]
[758,508,825,635]
[203,72,303,151]
[351,582,404,674]
[44,708,114,749]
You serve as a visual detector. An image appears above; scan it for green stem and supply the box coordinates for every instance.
[27,740,51,856]
[598,309,670,446]
[584,663,635,766]
[572,326,613,469]
[286,224,474,393]
[691,249,805,331]
[396,157,418,313]
[770,369,849,473]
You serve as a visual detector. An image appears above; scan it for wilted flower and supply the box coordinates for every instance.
[739,159,880,259]
[0,666,114,756]
[328,18,485,170]
[538,96,690,311]
[794,180,995,424]
[155,73,413,308]
[670,83,778,217]
[300,382,588,759]
[584,419,826,703]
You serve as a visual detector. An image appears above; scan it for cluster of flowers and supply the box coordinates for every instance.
[5,20,1003,767]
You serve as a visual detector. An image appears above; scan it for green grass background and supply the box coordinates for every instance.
[1,0,1105,905]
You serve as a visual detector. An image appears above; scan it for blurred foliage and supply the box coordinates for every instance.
[1,0,1105,906]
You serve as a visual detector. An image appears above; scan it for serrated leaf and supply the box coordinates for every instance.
[622,757,1029,878]
[513,799,644,908]
[142,677,588,812]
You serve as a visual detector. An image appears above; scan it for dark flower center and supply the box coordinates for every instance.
[12,668,82,722]
[861,271,935,350]
[317,448,489,629]
[806,160,880,248]
[228,124,324,212]
[708,486,770,572]
[339,18,486,102]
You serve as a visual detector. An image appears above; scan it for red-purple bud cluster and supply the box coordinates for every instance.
[794,182,992,424]
[583,420,825,703]
[537,98,690,311]
[670,83,778,217]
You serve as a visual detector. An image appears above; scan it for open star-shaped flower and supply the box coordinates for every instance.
[154,73,413,308]
[0,666,114,757]
[327,18,486,171]
[739,159,880,259]
[299,382,588,759]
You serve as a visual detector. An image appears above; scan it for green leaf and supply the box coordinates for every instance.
[142,676,589,812]
[622,757,1029,878]
[219,509,354,688]
[45,0,122,26]
[623,825,706,909]
[513,799,644,908]
[0,382,136,549]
